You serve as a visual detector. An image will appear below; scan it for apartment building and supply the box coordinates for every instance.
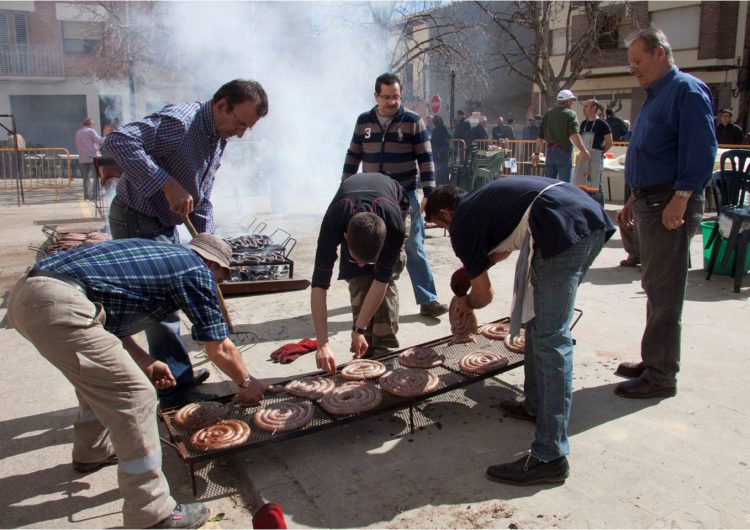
[0,2,123,151]
[540,1,750,129]
[1,1,189,153]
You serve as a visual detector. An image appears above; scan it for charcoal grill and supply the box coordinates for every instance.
[158,310,583,495]
[31,224,109,259]
[220,226,309,296]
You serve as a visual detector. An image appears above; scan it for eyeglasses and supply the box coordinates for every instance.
[376,94,401,102]
[230,109,253,131]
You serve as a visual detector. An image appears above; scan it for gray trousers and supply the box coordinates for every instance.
[634,190,703,386]
[618,213,639,261]
[8,274,176,528]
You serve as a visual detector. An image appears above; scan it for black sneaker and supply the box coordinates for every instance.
[419,301,448,318]
[499,399,536,423]
[72,454,118,473]
[159,390,219,410]
[149,503,210,529]
[486,453,569,485]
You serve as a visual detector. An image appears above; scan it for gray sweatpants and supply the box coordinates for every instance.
[7,274,176,528]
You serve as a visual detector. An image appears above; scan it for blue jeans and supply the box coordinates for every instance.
[522,229,605,461]
[544,146,573,183]
[634,190,703,387]
[405,190,438,305]
[108,196,196,404]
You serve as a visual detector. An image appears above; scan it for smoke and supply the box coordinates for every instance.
[161,1,389,223]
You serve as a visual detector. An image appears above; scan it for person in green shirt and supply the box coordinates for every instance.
[534,90,590,183]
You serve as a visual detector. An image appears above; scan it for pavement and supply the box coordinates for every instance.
[0,183,748,529]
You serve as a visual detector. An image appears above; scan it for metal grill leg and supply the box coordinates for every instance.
[190,463,197,497]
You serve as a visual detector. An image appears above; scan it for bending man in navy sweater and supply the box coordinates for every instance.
[311,173,409,372]
[425,179,613,486]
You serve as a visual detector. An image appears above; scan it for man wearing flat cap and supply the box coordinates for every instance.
[534,89,590,183]
[7,234,264,529]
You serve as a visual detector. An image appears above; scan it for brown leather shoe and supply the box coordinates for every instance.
[615,361,645,378]
[615,377,676,399]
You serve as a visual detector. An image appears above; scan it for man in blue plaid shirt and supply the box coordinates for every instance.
[8,234,265,528]
[104,79,268,407]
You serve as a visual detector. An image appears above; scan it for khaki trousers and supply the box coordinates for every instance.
[8,274,176,528]
[346,251,405,353]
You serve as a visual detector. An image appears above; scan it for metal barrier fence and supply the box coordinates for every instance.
[0,148,76,200]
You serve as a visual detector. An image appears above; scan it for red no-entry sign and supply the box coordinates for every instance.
[431,95,441,114]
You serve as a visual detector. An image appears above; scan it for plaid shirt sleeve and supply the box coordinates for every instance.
[104,114,188,199]
[170,268,229,341]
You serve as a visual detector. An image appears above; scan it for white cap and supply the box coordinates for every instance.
[556,89,577,102]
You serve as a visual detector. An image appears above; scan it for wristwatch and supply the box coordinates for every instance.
[674,190,692,198]
[239,375,253,388]
[352,324,367,335]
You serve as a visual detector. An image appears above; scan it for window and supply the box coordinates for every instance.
[596,12,632,50]
[0,11,30,74]
[62,20,102,55]
[596,13,620,50]
[551,28,567,56]
[651,6,700,50]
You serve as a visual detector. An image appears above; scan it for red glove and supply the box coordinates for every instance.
[450,267,471,296]
[253,503,287,529]
[270,338,318,364]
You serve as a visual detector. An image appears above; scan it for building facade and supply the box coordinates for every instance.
[539,1,750,132]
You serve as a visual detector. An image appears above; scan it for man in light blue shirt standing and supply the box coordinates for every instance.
[74,118,105,200]
[615,27,717,399]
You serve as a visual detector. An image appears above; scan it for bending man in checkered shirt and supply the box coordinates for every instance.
[104,79,268,408]
[8,234,265,528]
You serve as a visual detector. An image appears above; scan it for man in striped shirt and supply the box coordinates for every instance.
[8,235,264,528]
[343,73,447,319]
[104,79,268,407]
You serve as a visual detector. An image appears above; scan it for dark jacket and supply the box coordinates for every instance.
[430,124,451,165]
[716,122,744,145]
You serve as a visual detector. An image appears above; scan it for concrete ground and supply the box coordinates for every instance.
[0,183,748,529]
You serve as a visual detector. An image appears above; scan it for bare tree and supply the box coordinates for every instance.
[387,4,479,75]
[346,2,488,94]
[68,2,181,119]
[474,1,624,108]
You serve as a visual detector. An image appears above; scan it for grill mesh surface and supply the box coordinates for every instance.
[160,319,523,463]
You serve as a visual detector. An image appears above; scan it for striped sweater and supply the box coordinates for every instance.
[342,105,435,193]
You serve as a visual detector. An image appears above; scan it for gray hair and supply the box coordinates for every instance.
[627,26,674,66]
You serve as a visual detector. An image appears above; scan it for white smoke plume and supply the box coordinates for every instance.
[164,1,389,224]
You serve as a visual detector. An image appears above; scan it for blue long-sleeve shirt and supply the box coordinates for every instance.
[625,67,717,191]
[104,100,226,233]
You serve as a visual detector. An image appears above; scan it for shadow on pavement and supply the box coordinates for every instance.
[0,407,121,528]
[246,379,663,528]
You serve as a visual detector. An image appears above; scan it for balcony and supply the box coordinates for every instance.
[0,44,64,77]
